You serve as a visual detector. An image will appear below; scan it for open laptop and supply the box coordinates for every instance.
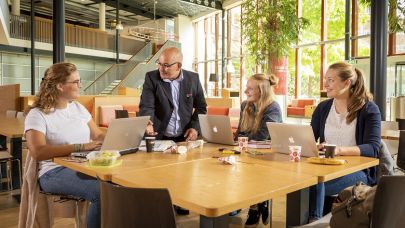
[198,114,237,145]
[71,116,150,157]
[267,122,319,157]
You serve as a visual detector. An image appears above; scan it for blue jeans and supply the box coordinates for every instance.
[39,167,100,228]
[309,170,368,220]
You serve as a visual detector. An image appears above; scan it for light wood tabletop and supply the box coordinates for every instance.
[235,152,379,182]
[382,129,400,140]
[0,114,25,138]
[111,158,318,217]
[53,144,218,181]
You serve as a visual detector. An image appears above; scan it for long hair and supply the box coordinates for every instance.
[31,62,78,114]
[240,73,277,134]
[328,62,373,124]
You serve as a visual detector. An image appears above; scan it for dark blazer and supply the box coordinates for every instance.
[237,100,283,141]
[311,98,381,184]
[139,69,207,139]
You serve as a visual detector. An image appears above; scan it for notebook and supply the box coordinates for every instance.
[266,122,319,157]
[71,116,150,157]
[198,114,237,145]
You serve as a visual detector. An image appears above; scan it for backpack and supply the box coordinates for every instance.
[330,182,377,228]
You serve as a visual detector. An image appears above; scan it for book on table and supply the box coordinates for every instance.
[247,140,271,149]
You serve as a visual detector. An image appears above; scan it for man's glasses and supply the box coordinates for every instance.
[65,79,81,86]
[156,61,179,68]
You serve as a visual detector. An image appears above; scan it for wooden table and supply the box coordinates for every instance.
[54,143,218,181]
[54,143,379,227]
[0,114,25,189]
[112,158,317,228]
[382,129,400,140]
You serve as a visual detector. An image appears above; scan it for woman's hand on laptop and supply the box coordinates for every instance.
[83,141,103,151]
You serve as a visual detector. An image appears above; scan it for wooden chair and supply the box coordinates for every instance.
[6,110,17,118]
[100,180,176,228]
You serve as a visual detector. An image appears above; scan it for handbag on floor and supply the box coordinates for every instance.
[330,182,376,228]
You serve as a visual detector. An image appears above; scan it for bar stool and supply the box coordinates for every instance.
[0,152,21,192]
[39,191,87,228]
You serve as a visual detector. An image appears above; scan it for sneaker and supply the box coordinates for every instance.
[258,200,270,225]
[245,208,260,228]
[174,205,190,215]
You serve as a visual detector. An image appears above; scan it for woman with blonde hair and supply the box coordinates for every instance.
[237,73,282,227]
[23,62,105,228]
[308,62,381,222]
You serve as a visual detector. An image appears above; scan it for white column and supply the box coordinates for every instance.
[174,15,194,71]
[99,3,106,31]
[11,0,20,16]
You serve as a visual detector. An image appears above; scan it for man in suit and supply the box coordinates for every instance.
[139,47,207,142]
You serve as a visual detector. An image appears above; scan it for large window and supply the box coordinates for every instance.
[193,0,405,100]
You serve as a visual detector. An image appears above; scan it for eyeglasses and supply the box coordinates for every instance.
[65,79,81,86]
[156,61,179,68]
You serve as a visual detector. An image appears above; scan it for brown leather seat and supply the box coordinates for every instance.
[100,180,176,228]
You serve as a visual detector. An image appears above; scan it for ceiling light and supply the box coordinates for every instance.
[116,22,124,30]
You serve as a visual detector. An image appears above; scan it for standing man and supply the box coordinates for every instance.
[139,47,207,142]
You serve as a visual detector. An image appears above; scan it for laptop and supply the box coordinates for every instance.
[198,114,237,145]
[266,122,319,157]
[71,116,150,157]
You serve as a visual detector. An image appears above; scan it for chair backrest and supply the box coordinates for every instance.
[6,110,17,118]
[207,106,229,116]
[397,130,405,171]
[371,176,405,228]
[397,119,405,131]
[100,180,176,228]
[115,109,129,119]
[16,112,24,119]
[381,121,399,132]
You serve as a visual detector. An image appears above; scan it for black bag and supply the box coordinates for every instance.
[330,182,376,228]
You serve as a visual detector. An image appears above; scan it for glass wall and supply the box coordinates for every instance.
[193,0,405,101]
[0,51,114,95]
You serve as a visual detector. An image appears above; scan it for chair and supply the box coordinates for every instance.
[207,106,229,116]
[370,175,405,228]
[381,121,399,157]
[296,176,405,228]
[6,110,17,118]
[100,180,176,228]
[39,191,86,228]
[16,112,24,119]
[397,119,405,131]
[0,151,22,192]
[396,130,405,172]
[115,109,129,119]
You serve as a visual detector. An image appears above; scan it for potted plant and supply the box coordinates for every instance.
[241,0,309,95]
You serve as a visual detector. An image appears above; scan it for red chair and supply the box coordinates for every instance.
[207,106,229,116]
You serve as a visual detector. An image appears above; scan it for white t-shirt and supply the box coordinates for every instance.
[24,101,92,177]
[324,100,357,147]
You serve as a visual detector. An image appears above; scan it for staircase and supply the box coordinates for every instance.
[100,80,122,95]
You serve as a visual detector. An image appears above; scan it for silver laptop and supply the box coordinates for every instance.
[267,122,319,157]
[71,116,150,157]
[198,114,237,145]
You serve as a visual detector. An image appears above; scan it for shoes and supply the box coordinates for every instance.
[229,209,242,216]
[258,200,270,225]
[174,205,190,215]
[245,208,260,228]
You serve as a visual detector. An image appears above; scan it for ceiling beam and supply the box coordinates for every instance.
[179,0,222,10]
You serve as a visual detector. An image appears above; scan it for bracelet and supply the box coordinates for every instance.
[74,144,81,152]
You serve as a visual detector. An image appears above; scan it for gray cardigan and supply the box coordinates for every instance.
[237,100,282,141]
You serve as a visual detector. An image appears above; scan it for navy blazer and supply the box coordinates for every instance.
[311,98,381,184]
[139,69,207,139]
